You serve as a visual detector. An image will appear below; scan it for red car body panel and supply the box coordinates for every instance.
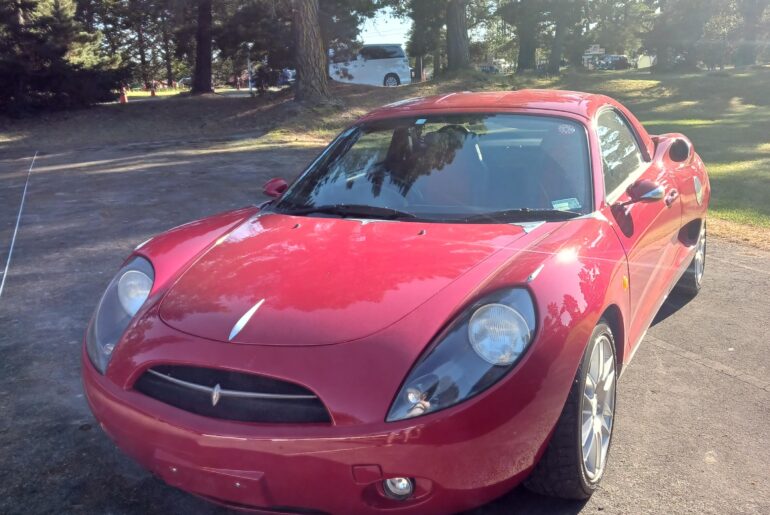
[82,90,710,513]
[159,215,532,346]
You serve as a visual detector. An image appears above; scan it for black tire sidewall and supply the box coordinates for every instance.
[677,221,706,295]
[575,321,617,493]
[384,74,399,87]
[695,222,706,288]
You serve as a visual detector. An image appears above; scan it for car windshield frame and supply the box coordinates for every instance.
[272,112,595,224]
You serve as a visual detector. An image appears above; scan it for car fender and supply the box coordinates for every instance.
[133,206,259,294]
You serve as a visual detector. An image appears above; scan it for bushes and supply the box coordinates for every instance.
[0,0,128,116]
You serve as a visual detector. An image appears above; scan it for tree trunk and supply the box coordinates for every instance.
[292,0,333,104]
[736,0,769,66]
[415,55,424,82]
[446,0,470,71]
[517,22,537,72]
[160,11,174,87]
[136,22,149,89]
[547,15,567,75]
[192,0,213,94]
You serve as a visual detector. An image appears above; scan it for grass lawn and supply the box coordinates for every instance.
[2,66,769,242]
[126,86,250,99]
[544,68,770,230]
[125,88,188,98]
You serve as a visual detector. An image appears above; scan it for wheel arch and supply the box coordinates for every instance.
[599,304,625,374]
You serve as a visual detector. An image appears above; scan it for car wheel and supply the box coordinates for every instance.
[524,321,617,500]
[383,74,400,87]
[675,221,706,296]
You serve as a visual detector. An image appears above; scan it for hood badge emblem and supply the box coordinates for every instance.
[211,384,222,406]
[228,298,266,342]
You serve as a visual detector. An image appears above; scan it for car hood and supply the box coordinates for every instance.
[159,212,528,346]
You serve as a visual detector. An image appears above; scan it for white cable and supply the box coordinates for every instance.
[0,151,38,301]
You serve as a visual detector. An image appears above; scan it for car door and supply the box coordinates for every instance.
[596,108,682,350]
[354,47,378,86]
[370,47,389,86]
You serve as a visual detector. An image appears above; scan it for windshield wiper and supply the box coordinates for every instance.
[455,208,582,223]
[278,203,418,220]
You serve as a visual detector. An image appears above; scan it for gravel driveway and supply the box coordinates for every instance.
[1,143,768,514]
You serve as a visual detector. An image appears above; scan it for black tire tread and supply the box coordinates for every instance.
[674,223,706,297]
[523,322,615,500]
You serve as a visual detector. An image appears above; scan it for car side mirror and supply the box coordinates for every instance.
[263,177,288,198]
[620,179,665,206]
[669,138,692,163]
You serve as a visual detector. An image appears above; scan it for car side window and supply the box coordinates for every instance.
[360,46,404,60]
[596,109,645,198]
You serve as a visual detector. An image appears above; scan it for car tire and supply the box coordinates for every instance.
[524,321,617,500]
[383,74,400,87]
[674,221,706,297]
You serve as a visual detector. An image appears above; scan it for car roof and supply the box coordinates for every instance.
[360,89,610,121]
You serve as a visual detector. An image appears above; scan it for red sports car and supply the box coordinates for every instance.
[83,90,709,514]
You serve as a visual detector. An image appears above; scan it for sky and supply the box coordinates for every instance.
[359,9,413,46]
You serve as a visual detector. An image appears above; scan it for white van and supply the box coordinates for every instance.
[329,44,412,87]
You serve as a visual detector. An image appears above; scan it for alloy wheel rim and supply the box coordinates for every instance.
[694,225,706,285]
[581,334,616,482]
[385,77,398,86]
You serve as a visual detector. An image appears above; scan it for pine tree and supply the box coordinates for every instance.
[0,0,126,114]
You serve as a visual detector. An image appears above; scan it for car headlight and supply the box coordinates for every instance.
[387,288,536,422]
[86,256,154,374]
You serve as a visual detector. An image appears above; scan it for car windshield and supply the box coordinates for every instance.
[274,114,592,223]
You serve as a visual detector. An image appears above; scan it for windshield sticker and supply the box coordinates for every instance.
[415,118,427,125]
[558,124,576,135]
[552,198,581,211]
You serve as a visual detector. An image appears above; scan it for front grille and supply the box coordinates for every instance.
[134,365,331,424]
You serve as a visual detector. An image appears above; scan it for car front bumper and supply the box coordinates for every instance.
[83,349,556,514]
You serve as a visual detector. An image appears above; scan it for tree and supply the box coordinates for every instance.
[292,0,333,104]
[547,7,568,73]
[318,0,379,71]
[735,0,770,65]
[546,0,586,74]
[191,0,212,93]
[643,0,716,70]
[1,0,125,115]
[446,0,471,70]
[585,0,656,56]
[498,0,547,72]
[404,0,445,80]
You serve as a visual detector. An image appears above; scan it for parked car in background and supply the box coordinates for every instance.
[479,64,501,74]
[278,68,295,86]
[329,44,412,87]
[177,77,191,87]
[82,90,709,514]
[597,55,631,70]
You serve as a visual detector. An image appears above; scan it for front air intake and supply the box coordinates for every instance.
[134,365,331,424]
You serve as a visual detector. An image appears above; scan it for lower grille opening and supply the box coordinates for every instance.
[134,365,331,424]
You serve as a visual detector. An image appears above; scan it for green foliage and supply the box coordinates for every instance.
[0,0,127,115]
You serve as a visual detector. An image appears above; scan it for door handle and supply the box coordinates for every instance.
[665,189,679,207]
